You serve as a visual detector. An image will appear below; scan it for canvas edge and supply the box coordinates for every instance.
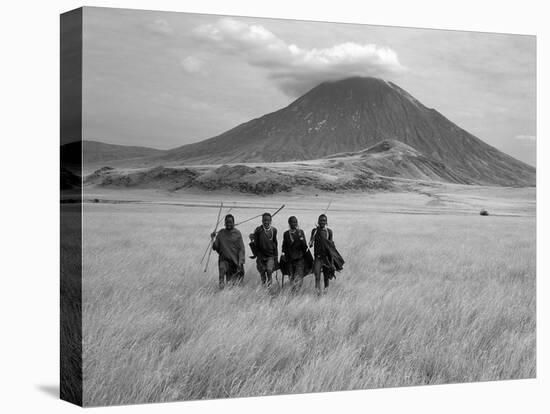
[60,6,84,407]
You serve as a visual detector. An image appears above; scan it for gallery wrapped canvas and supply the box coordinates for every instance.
[60,6,536,407]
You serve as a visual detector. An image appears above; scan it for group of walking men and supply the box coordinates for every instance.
[210,212,344,294]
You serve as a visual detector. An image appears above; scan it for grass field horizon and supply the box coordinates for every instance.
[80,186,535,406]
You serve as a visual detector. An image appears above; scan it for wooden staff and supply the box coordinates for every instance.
[271,204,286,218]
[309,199,333,247]
[324,199,333,215]
[200,206,233,264]
[233,212,264,228]
[203,202,224,273]
[204,204,285,273]
[212,204,286,234]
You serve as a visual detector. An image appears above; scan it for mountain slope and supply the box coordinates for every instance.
[153,77,534,187]
[326,139,471,184]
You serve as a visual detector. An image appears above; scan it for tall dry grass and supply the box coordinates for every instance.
[82,202,535,406]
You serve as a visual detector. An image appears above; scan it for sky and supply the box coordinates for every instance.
[82,7,536,166]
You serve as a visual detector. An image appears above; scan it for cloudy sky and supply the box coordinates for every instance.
[82,7,536,166]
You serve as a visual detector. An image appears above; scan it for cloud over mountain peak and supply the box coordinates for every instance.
[190,18,405,96]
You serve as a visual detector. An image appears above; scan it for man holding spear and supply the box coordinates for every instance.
[280,216,312,292]
[250,211,280,287]
[309,213,344,295]
[206,204,284,288]
[210,214,246,289]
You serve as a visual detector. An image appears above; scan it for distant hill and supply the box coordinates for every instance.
[324,139,472,184]
[84,139,486,194]
[145,77,534,187]
[61,140,164,165]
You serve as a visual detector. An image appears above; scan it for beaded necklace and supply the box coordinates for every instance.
[263,225,273,241]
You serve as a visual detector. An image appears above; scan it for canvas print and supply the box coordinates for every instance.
[60,6,536,407]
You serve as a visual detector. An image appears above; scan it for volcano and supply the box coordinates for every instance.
[144,77,532,187]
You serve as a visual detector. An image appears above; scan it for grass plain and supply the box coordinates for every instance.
[80,185,536,406]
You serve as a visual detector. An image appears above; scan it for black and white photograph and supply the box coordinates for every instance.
[45,2,544,409]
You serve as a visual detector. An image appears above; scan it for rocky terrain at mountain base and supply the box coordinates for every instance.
[84,139,499,195]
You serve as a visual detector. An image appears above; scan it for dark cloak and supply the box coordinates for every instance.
[315,236,344,279]
[212,228,246,266]
[280,249,314,277]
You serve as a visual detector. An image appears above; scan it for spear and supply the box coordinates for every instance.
[204,204,286,273]
[310,199,333,247]
[271,204,286,218]
[324,199,333,215]
[200,206,233,264]
[212,204,285,235]
[233,213,264,228]
[203,202,224,273]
